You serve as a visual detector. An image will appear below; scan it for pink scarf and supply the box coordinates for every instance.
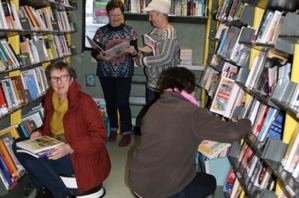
[165,88,200,107]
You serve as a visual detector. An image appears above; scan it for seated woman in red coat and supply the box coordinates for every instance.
[13,61,111,198]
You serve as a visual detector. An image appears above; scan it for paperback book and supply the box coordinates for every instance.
[87,35,129,57]
[16,136,64,158]
[198,140,231,159]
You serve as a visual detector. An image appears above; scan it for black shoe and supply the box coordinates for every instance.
[35,187,53,198]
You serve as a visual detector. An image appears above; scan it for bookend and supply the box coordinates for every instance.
[235,67,250,84]
[275,38,294,55]
[239,4,254,26]
[228,141,241,159]
[271,79,296,104]
[261,139,287,163]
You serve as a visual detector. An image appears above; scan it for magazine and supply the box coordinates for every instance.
[86,36,129,57]
[16,136,64,158]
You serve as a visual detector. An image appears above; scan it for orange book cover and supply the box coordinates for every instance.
[21,5,40,30]
[0,147,15,180]
[0,139,18,179]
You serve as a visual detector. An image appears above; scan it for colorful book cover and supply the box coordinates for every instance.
[210,77,235,115]
[16,136,64,154]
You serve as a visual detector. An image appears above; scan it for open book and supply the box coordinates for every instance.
[16,136,64,158]
[86,36,129,57]
[139,34,157,55]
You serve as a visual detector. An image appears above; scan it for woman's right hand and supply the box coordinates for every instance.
[30,131,42,139]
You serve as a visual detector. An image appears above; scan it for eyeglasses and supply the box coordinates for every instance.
[109,14,122,18]
[50,75,69,83]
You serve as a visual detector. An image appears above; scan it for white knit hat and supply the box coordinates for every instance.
[142,0,171,15]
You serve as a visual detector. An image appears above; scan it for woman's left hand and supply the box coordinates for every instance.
[48,143,73,160]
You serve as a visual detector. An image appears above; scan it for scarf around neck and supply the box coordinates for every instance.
[51,92,68,135]
[165,88,199,107]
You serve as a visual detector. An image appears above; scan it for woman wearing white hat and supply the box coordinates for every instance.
[136,0,180,106]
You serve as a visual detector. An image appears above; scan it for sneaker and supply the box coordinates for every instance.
[108,131,117,142]
[35,187,53,198]
[118,135,131,147]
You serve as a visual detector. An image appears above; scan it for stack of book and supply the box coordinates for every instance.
[179,48,193,66]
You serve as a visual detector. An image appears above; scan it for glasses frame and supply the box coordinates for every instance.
[50,75,70,83]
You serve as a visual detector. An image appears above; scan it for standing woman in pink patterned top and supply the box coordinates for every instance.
[91,0,138,147]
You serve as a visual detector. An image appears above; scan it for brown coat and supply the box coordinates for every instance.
[42,80,111,193]
[129,92,251,198]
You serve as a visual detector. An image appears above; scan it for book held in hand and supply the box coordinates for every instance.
[16,136,64,158]
[86,36,129,57]
[139,34,157,55]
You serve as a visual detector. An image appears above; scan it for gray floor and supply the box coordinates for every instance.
[103,134,139,198]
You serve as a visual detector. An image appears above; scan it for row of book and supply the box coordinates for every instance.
[223,151,276,197]
[0,39,21,71]
[0,66,48,116]
[125,0,208,17]
[281,123,299,182]
[0,107,44,194]
[0,0,75,32]
[179,48,192,66]
[252,9,285,44]
[20,34,73,65]
[0,33,73,72]
[215,0,247,22]
[202,48,292,121]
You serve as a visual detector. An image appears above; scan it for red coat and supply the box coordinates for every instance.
[41,80,111,193]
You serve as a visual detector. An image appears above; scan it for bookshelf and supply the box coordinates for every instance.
[202,0,299,197]
[0,0,77,197]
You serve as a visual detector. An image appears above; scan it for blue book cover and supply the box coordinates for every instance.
[257,107,278,142]
[22,70,39,100]
[264,111,285,142]
[0,155,13,187]
[3,80,17,108]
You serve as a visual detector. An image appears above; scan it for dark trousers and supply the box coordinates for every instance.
[168,172,216,198]
[99,77,132,135]
[145,86,160,106]
[13,138,74,198]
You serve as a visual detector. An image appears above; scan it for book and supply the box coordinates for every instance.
[0,86,8,116]
[282,124,299,170]
[86,35,130,57]
[139,34,157,56]
[0,124,20,139]
[20,69,40,100]
[198,140,231,159]
[263,111,285,144]
[22,108,44,128]
[257,107,279,142]
[0,136,19,179]
[223,168,236,197]
[292,157,299,180]
[16,136,64,157]
[16,148,54,158]
[210,77,235,115]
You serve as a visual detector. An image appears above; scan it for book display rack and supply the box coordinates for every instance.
[201,0,299,197]
[0,0,77,197]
